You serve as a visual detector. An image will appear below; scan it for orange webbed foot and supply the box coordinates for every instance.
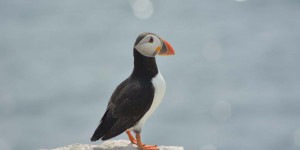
[138,144,158,150]
[135,133,159,150]
[127,131,159,150]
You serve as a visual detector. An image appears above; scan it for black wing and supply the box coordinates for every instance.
[90,77,154,141]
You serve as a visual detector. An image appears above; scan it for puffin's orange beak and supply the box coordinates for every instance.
[158,39,175,56]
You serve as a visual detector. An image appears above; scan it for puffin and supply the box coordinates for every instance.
[90,32,175,150]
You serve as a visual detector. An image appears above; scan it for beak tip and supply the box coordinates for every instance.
[162,39,175,56]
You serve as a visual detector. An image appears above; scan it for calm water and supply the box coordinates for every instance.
[1,0,300,150]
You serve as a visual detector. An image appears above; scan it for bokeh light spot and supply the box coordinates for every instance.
[212,100,232,121]
[130,0,154,20]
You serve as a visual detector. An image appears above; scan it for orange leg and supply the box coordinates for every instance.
[136,133,158,150]
[126,131,137,144]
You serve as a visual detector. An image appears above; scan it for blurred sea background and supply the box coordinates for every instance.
[1,0,300,150]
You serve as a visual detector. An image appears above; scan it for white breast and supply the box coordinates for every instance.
[133,72,166,132]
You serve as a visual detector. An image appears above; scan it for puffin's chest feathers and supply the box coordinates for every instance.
[132,72,166,131]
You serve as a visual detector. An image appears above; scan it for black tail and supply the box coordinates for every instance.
[90,123,106,141]
[90,110,118,141]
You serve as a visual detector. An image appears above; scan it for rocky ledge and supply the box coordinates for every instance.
[45,140,184,150]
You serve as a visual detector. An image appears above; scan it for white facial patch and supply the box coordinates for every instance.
[134,35,161,57]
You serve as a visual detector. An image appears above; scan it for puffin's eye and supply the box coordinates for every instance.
[149,37,153,43]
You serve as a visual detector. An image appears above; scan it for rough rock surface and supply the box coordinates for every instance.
[45,140,184,150]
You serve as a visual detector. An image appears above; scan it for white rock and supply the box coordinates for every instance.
[43,140,184,150]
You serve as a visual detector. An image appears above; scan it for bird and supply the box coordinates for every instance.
[90,32,175,150]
